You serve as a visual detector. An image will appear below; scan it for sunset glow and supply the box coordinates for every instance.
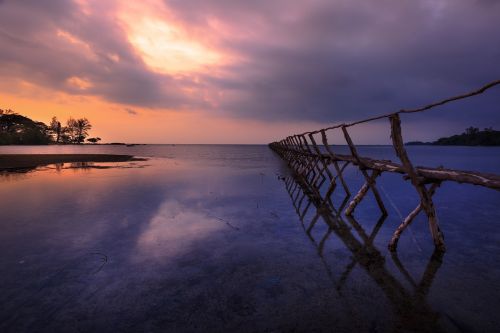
[0,0,499,143]
[2,2,500,332]
[125,17,221,74]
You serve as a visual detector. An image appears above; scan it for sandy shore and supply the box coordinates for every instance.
[0,154,142,170]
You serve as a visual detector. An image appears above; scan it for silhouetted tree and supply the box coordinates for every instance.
[434,127,500,146]
[66,117,92,143]
[465,127,479,135]
[0,109,15,116]
[0,112,51,145]
[49,116,62,143]
[59,126,71,144]
[1,109,98,145]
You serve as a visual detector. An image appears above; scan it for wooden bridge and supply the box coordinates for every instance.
[269,80,500,251]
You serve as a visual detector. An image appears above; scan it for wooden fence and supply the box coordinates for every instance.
[269,80,500,251]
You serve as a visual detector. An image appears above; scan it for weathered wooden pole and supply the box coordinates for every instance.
[308,133,334,192]
[388,182,441,251]
[320,130,351,196]
[389,114,446,251]
[342,126,388,216]
[344,170,382,216]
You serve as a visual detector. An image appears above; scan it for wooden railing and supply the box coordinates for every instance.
[269,80,500,251]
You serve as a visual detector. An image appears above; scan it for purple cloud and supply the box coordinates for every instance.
[125,108,137,115]
[0,0,499,136]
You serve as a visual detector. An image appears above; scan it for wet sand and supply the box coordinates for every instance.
[0,154,142,170]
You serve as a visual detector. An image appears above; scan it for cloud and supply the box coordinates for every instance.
[125,107,137,115]
[1,0,499,130]
[164,0,500,122]
[0,0,208,110]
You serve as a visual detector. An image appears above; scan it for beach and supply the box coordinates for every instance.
[0,154,142,170]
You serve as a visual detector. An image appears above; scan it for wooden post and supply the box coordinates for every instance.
[345,170,382,216]
[299,135,321,184]
[321,130,351,196]
[389,114,445,251]
[308,133,335,183]
[290,136,305,173]
[342,126,388,216]
[388,182,440,251]
[308,133,333,193]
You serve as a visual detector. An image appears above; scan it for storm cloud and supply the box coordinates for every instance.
[1,0,499,128]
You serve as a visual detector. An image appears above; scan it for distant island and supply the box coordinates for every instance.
[407,127,500,146]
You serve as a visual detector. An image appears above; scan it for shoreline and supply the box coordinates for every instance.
[0,154,144,170]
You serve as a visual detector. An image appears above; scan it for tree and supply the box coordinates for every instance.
[465,127,479,136]
[49,116,62,143]
[87,137,101,144]
[0,109,15,116]
[59,126,71,144]
[0,112,52,145]
[0,110,96,145]
[434,127,500,146]
[66,117,92,143]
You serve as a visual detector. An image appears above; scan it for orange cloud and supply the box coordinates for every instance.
[67,76,93,90]
[117,0,224,75]
[2,0,496,144]
[0,82,325,144]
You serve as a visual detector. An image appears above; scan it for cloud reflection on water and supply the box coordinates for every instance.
[1,146,500,332]
[136,199,227,259]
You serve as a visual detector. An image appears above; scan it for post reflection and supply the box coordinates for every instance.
[283,173,445,332]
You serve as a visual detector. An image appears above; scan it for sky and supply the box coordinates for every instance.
[0,0,499,144]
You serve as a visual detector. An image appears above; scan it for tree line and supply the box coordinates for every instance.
[407,126,500,146]
[0,109,101,145]
[433,127,500,146]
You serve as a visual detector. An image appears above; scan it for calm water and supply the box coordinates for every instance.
[1,145,500,332]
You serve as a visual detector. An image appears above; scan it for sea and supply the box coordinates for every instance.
[1,144,500,332]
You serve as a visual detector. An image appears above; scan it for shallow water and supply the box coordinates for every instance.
[1,145,500,332]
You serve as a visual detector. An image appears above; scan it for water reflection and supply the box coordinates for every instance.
[0,161,147,177]
[283,173,446,332]
[136,200,227,259]
[1,146,499,332]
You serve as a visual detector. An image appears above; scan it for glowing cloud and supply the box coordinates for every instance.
[0,0,498,143]
[121,12,221,74]
[67,76,93,90]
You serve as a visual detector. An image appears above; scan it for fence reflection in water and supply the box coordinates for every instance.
[282,172,448,332]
